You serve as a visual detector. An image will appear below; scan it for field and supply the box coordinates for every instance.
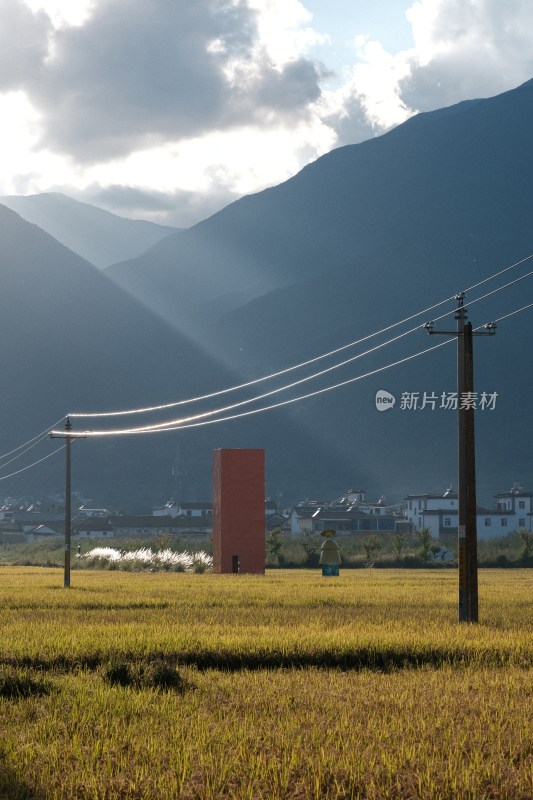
[0,568,531,799]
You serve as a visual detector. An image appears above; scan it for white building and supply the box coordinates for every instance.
[289,500,326,535]
[154,498,277,521]
[78,506,109,518]
[74,519,114,539]
[405,488,458,533]
[153,500,179,517]
[289,490,407,536]
[153,501,212,518]
[405,485,532,540]
[331,488,403,517]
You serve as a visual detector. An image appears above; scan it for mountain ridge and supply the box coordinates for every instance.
[0,203,354,506]
[106,78,533,338]
[0,192,178,268]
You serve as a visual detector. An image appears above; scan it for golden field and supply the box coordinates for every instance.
[0,567,531,799]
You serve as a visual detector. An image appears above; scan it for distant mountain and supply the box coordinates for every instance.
[0,192,177,268]
[0,205,355,507]
[107,78,533,346]
[104,78,533,499]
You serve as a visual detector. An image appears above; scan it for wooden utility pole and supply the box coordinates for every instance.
[50,416,85,588]
[463,320,479,621]
[64,416,72,588]
[426,295,495,622]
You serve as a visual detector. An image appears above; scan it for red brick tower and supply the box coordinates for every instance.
[212,448,265,574]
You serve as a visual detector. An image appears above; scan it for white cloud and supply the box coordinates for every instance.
[398,0,533,111]
[321,0,533,148]
[247,0,328,65]
[0,0,334,222]
[321,36,412,147]
[0,0,51,89]
[2,0,533,226]
[37,119,336,224]
[9,0,325,164]
[24,0,94,28]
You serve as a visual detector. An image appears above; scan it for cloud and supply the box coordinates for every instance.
[18,0,324,162]
[79,182,239,227]
[4,0,533,227]
[399,0,533,110]
[321,0,533,148]
[321,38,412,147]
[320,88,377,149]
[249,56,324,115]
[0,0,51,90]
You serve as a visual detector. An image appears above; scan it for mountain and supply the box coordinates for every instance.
[0,205,355,508]
[104,78,533,500]
[107,78,533,348]
[0,192,177,268]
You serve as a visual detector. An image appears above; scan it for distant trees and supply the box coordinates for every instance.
[260,526,532,568]
[361,535,381,566]
[390,532,407,562]
[416,528,436,564]
[298,530,320,566]
[266,528,284,565]
[518,529,533,563]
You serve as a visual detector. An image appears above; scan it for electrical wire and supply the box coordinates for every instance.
[2,263,530,478]
[66,296,454,419]
[54,270,533,438]
[58,337,454,437]
[0,434,52,472]
[76,292,533,438]
[0,417,65,462]
[0,445,66,482]
[467,270,533,311]
[492,302,533,324]
[74,298,462,435]
[465,251,533,292]
[57,315,449,437]
[69,251,533,419]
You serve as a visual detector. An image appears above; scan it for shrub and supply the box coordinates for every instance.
[82,547,212,572]
[103,658,189,693]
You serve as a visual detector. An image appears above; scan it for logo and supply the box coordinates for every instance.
[375,390,396,411]
[372,389,498,412]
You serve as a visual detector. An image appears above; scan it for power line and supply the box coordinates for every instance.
[0,417,65,462]
[63,321,437,436]
[467,270,533,310]
[62,309,459,437]
[59,337,455,437]
[69,252,533,419]
[464,251,533,293]
[55,273,533,438]
[492,301,533,324]
[82,298,463,435]
[0,445,66,482]
[67,300,453,419]
[0,434,51,472]
[91,292,531,436]
[0,287,518,481]
[3,263,530,481]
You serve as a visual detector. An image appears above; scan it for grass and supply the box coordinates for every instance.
[0,667,52,699]
[0,567,531,798]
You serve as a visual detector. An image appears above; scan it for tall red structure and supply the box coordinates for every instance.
[212,448,265,574]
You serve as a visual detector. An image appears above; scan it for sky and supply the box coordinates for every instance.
[1,0,533,227]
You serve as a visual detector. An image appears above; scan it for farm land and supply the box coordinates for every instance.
[0,568,531,799]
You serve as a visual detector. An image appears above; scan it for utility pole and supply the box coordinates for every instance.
[425,294,496,622]
[50,416,85,588]
[64,416,72,588]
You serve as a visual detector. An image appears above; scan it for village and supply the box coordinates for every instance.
[1,482,531,546]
